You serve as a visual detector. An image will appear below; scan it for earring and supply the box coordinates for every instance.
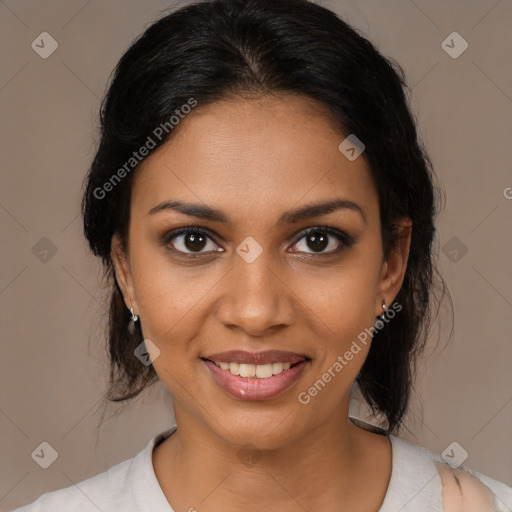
[128,306,139,335]
[381,298,388,317]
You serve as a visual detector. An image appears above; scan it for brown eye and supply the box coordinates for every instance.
[291,227,352,255]
[166,228,221,254]
[304,232,330,252]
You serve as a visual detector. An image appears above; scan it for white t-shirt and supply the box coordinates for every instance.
[11,425,512,512]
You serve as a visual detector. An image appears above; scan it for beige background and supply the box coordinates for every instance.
[1,0,511,509]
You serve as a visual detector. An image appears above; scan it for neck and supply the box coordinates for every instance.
[153,399,391,512]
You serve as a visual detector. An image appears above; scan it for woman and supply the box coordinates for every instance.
[13,0,512,510]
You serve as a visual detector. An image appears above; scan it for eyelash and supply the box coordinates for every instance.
[161,226,355,259]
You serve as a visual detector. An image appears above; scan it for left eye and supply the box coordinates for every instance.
[290,227,346,255]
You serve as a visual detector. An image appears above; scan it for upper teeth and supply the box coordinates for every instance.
[214,362,292,378]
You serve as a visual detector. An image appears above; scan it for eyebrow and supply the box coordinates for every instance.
[147,198,366,226]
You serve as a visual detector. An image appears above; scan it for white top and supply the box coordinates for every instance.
[11,425,512,512]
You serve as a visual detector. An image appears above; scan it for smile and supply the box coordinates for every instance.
[201,350,310,401]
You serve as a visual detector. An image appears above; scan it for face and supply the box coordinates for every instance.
[112,94,411,449]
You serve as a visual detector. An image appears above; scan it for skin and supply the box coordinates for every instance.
[436,463,497,512]
[112,94,412,512]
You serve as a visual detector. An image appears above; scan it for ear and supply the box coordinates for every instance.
[375,217,412,316]
[111,234,138,314]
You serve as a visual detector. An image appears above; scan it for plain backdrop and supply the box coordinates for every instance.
[1,0,511,509]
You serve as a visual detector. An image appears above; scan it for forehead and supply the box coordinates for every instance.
[131,95,379,224]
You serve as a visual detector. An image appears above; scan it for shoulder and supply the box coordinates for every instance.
[10,457,134,512]
[386,435,512,512]
[10,427,177,512]
[436,462,512,512]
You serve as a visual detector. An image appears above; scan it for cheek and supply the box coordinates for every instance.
[294,252,381,332]
[127,239,211,352]
[297,254,382,382]
[129,221,218,315]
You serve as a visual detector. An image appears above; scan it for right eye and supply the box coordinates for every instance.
[163,227,223,256]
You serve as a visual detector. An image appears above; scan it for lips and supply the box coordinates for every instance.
[201,350,310,400]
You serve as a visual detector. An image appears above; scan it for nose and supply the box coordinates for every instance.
[215,249,296,337]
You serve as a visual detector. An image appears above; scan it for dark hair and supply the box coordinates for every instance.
[82,0,449,433]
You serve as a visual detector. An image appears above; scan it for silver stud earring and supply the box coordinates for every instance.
[128,306,139,335]
[380,298,388,318]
